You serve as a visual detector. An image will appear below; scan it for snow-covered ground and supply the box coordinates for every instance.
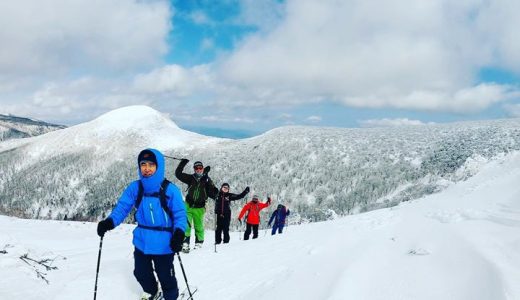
[1,152,520,299]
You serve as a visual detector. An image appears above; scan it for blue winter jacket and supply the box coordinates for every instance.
[268,206,290,226]
[109,149,187,255]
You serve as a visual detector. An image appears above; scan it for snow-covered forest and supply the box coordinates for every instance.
[1,106,520,225]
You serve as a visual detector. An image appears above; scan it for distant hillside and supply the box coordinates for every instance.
[1,106,520,224]
[0,114,65,141]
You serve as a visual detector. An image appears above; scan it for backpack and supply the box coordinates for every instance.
[187,176,208,207]
[134,179,173,231]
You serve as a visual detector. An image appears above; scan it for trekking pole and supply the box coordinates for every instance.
[164,155,183,160]
[93,236,104,300]
[176,253,194,299]
[214,214,217,253]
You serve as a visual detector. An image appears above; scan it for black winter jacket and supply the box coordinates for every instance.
[211,187,249,215]
[175,160,216,208]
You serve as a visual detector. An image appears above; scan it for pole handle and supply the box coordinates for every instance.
[164,155,183,160]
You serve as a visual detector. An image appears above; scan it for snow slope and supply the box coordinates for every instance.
[1,151,520,299]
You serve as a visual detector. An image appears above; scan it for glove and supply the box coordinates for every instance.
[180,158,189,164]
[203,166,211,174]
[238,218,242,225]
[97,218,114,237]
[267,197,272,204]
[244,186,250,194]
[201,173,209,183]
[170,228,185,252]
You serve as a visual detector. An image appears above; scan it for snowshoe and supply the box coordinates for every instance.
[182,242,190,253]
[179,286,198,300]
[140,290,163,300]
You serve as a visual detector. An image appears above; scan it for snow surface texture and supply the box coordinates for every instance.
[1,105,520,223]
[1,151,520,299]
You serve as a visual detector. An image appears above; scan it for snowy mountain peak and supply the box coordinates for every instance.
[0,106,217,167]
[91,105,180,132]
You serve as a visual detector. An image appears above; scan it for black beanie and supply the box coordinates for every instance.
[138,149,157,165]
[221,183,229,188]
[193,161,203,168]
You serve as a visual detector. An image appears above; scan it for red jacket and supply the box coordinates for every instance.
[238,200,270,225]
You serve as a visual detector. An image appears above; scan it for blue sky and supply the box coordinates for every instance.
[0,0,520,138]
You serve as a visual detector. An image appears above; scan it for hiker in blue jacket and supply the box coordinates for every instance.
[97,149,187,300]
[268,204,290,235]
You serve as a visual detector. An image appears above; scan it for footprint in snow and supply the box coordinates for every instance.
[407,248,430,256]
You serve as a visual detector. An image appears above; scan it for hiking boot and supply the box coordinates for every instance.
[194,242,202,249]
[182,242,190,253]
[140,291,163,300]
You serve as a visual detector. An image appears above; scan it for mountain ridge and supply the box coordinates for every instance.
[0,113,65,142]
[1,106,520,223]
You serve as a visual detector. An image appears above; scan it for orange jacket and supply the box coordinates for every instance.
[238,199,270,225]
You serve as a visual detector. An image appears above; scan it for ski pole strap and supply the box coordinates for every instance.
[137,224,174,232]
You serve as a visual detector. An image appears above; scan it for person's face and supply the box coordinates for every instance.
[140,161,157,177]
[221,186,229,193]
[194,165,204,175]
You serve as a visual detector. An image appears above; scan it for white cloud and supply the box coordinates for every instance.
[23,77,149,123]
[214,0,520,111]
[277,113,292,120]
[359,118,433,128]
[306,115,322,123]
[201,38,215,51]
[189,10,213,25]
[132,64,215,97]
[338,83,519,113]
[503,104,520,118]
[201,115,255,124]
[234,0,285,32]
[0,0,171,78]
[3,0,520,126]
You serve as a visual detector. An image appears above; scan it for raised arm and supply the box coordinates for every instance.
[229,186,250,201]
[207,183,219,200]
[204,176,219,199]
[259,197,272,210]
[175,159,192,185]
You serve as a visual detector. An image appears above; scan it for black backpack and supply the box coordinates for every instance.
[187,176,208,207]
[134,179,174,231]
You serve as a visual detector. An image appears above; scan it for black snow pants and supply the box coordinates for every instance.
[243,223,259,240]
[215,212,231,244]
[133,248,179,300]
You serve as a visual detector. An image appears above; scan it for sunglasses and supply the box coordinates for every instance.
[194,166,203,170]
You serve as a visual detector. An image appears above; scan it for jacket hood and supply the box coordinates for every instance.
[137,148,165,192]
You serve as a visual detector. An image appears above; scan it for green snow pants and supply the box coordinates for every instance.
[185,204,205,243]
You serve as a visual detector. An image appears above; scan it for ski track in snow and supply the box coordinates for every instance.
[2,153,520,299]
